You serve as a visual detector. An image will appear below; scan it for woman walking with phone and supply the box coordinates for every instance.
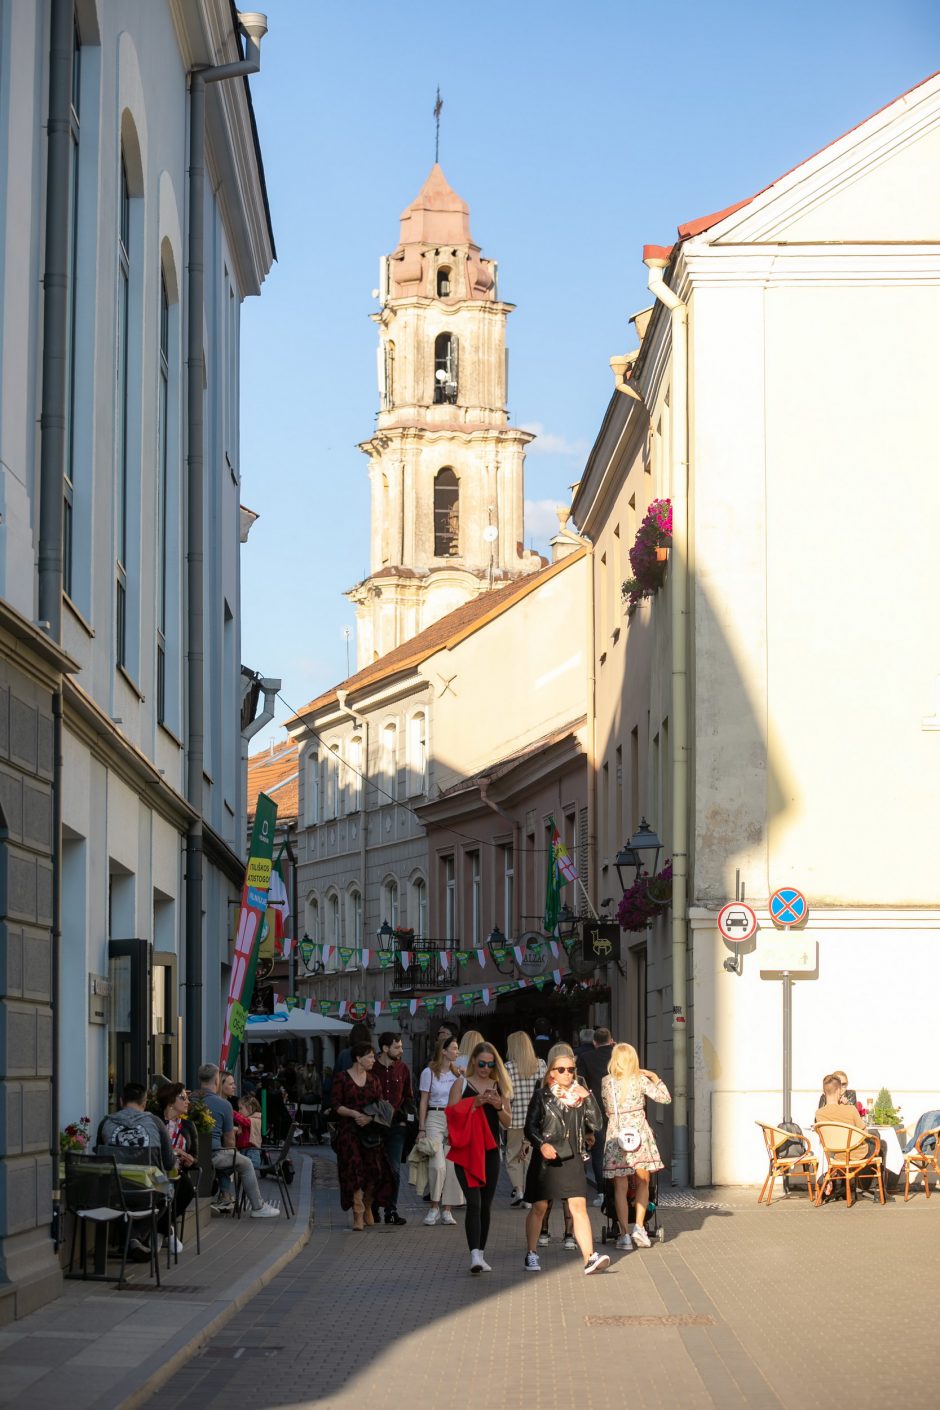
[602,1042,670,1249]
[522,1043,609,1275]
[447,1042,512,1273]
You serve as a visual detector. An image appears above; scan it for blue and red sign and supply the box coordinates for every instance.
[769,887,808,928]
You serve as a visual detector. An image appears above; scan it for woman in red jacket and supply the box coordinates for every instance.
[447,1042,512,1274]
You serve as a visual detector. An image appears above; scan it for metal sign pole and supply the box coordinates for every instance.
[782,970,792,1123]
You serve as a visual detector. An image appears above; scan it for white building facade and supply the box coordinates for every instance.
[0,0,273,1316]
[573,70,940,1186]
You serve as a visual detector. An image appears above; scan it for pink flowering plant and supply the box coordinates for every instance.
[617,860,673,932]
[59,1116,91,1154]
[621,498,672,616]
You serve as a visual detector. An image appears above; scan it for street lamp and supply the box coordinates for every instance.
[376,919,395,952]
[614,843,641,894]
[486,926,514,976]
[557,904,579,939]
[629,818,662,879]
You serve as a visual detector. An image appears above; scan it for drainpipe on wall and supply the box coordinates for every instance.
[643,245,690,1189]
[185,13,268,1084]
[37,0,73,1242]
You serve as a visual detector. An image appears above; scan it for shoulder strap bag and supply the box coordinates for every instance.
[611,1079,642,1153]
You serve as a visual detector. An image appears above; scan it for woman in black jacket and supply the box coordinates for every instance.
[522,1043,609,1275]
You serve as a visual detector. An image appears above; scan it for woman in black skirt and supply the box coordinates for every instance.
[522,1043,609,1275]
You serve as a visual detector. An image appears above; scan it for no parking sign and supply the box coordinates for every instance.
[769,887,808,928]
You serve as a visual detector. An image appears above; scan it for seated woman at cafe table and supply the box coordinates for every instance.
[816,1069,859,1111]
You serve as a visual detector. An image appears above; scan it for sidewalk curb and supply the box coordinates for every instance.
[88,1155,315,1410]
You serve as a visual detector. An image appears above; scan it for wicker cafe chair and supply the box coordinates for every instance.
[903,1125,940,1202]
[64,1152,161,1286]
[755,1122,818,1204]
[812,1120,886,1208]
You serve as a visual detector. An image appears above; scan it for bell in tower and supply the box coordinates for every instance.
[347,164,543,667]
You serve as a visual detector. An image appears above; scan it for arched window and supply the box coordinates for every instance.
[434,469,459,557]
[383,878,399,931]
[409,712,427,795]
[412,877,427,939]
[348,735,363,812]
[436,267,452,298]
[381,721,398,800]
[305,895,320,943]
[384,340,395,407]
[305,749,319,824]
[347,887,363,948]
[326,892,340,946]
[433,332,458,403]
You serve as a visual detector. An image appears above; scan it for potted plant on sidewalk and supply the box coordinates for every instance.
[189,1096,218,1195]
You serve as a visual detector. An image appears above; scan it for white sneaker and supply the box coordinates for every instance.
[469,1249,484,1274]
[440,1210,457,1225]
[510,1189,524,1206]
[537,1231,550,1246]
[423,1207,441,1226]
[477,1253,492,1272]
[250,1202,280,1218]
[163,1233,184,1254]
[592,1194,605,1207]
[563,1234,578,1251]
[631,1223,651,1249]
[524,1251,541,1272]
[584,1251,611,1275]
[615,1234,632,1250]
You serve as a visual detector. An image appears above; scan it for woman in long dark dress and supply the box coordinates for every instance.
[330,1041,392,1229]
[522,1043,609,1275]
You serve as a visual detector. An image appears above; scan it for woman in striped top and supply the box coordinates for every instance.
[505,1031,546,1207]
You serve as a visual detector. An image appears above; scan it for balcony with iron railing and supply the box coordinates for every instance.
[390,939,455,993]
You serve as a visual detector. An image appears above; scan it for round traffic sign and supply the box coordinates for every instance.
[769,887,808,928]
[717,902,758,944]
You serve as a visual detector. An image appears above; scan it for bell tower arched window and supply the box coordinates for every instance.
[436,267,452,298]
[434,469,459,557]
[433,333,458,404]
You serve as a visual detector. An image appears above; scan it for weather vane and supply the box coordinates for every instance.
[434,87,443,164]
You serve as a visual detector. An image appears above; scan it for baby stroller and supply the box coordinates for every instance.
[599,1171,665,1244]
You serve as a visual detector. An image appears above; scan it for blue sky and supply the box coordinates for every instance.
[239,0,937,744]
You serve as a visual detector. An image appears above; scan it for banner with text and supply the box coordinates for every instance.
[219,792,278,1071]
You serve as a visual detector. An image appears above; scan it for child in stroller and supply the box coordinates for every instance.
[599,1171,664,1246]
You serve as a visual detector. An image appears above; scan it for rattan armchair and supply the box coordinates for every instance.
[903,1125,939,1202]
[755,1122,818,1204]
[812,1120,885,1207]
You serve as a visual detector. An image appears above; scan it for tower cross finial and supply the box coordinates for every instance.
[434,87,443,164]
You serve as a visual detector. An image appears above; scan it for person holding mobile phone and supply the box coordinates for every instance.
[447,1042,512,1274]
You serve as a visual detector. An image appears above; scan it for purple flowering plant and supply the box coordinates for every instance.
[621,498,672,616]
[616,859,673,932]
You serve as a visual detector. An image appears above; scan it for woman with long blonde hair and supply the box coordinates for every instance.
[521,1043,609,1275]
[455,1029,485,1073]
[447,1041,512,1273]
[417,1035,465,1225]
[505,1031,545,1206]
[602,1043,670,1249]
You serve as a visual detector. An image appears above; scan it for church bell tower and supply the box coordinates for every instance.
[348,164,542,667]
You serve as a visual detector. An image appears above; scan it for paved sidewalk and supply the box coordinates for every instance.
[146,1156,939,1410]
[0,1155,314,1410]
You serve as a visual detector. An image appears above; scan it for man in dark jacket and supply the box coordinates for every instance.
[577,1028,615,1201]
[98,1082,176,1171]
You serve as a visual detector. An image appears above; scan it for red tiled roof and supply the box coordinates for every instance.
[247,738,299,823]
[288,551,585,724]
[668,68,940,247]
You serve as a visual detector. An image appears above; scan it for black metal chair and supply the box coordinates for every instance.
[109,1146,178,1267]
[258,1123,302,1217]
[64,1152,160,1286]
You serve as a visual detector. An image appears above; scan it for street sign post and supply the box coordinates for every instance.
[717,902,758,944]
[759,923,817,1126]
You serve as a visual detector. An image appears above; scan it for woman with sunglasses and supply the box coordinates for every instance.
[446,1041,512,1273]
[522,1043,609,1275]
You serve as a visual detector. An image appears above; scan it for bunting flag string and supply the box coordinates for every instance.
[295,938,557,973]
[283,967,576,1020]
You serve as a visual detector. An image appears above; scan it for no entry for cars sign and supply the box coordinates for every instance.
[717,902,758,944]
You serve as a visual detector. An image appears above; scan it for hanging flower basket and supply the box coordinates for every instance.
[621,499,672,617]
[617,860,673,932]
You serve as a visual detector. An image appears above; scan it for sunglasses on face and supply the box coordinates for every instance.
[476,1059,496,1068]
[553,1065,576,1074]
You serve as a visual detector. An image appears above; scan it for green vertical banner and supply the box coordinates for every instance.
[219,792,278,1072]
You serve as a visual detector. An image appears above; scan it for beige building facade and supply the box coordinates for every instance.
[349,165,541,668]
[573,71,940,1186]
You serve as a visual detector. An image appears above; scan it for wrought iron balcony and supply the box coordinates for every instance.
[390,939,455,993]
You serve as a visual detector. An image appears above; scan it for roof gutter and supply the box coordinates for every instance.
[643,243,690,1189]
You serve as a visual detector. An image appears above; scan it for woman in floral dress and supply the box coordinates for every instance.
[330,1042,392,1229]
[602,1043,671,1250]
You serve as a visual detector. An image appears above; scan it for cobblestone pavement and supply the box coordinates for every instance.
[145,1156,940,1410]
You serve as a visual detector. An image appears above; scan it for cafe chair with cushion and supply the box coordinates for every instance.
[64,1152,161,1286]
[812,1120,886,1208]
[755,1122,818,1204]
[903,1125,940,1202]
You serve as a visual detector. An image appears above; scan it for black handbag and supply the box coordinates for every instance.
[356,1121,383,1149]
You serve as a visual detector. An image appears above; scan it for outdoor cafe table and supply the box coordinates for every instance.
[61,1160,175,1274]
[805,1121,906,1190]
